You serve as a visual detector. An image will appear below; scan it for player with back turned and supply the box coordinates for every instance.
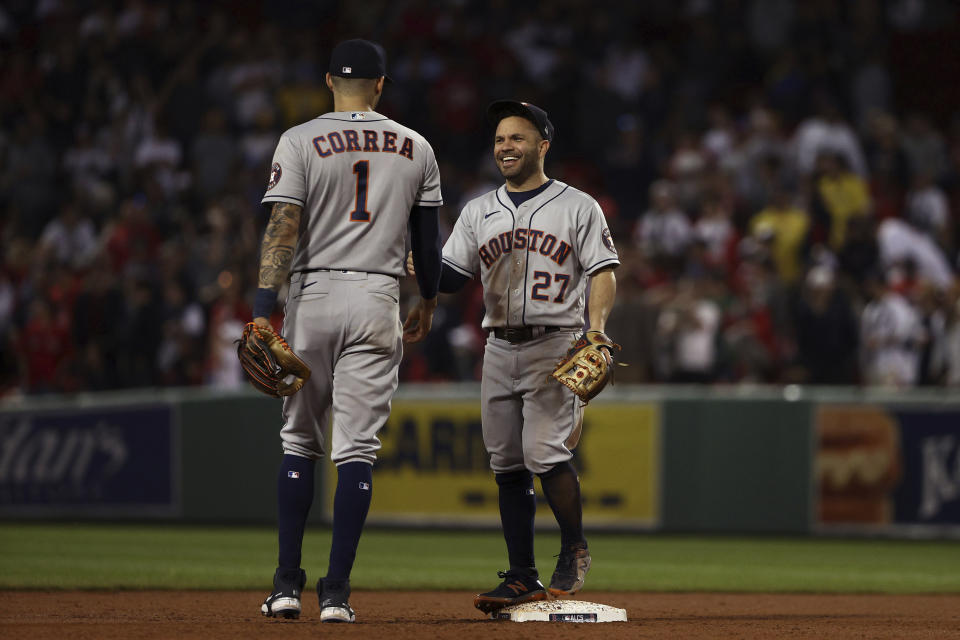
[413,101,619,612]
[245,39,442,623]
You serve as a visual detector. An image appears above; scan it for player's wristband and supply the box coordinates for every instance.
[253,287,278,319]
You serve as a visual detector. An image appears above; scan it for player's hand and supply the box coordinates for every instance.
[405,251,416,276]
[402,296,437,343]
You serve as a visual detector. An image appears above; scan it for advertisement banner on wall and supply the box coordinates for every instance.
[0,404,179,517]
[891,409,960,526]
[815,404,960,533]
[324,400,660,529]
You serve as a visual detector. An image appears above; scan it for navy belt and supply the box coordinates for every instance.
[293,268,395,277]
[492,326,563,344]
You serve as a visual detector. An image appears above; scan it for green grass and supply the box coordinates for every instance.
[1,523,958,593]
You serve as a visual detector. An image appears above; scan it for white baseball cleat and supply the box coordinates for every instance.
[261,568,306,619]
[318,577,356,623]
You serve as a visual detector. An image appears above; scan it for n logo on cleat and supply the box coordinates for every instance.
[506,581,528,595]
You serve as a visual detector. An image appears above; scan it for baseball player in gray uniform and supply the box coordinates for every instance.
[418,100,618,612]
[254,40,442,623]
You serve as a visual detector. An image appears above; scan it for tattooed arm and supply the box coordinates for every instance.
[254,202,302,324]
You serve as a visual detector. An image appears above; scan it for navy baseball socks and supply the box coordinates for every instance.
[539,461,591,596]
[316,461,372,623]
[474,470,546,613]
[262,454,315,618]
[495,469,537,573]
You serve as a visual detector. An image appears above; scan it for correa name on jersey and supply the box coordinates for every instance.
[478,227,573,269]
[312,128,415,160]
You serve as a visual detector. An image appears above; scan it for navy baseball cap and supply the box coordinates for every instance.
[487,100,554,142]
[329,39,392,82]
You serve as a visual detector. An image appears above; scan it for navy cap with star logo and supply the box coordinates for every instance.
[487,100,555,142]
[329,39,392,83]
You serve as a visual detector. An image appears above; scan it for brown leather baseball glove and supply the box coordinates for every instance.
[551,331,619,404]
[237,322,311,397]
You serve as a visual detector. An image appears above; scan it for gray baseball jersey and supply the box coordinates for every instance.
[263,111,443,276]
[262,111,442,464]
[442,180,619,329]
[441,180,619,473]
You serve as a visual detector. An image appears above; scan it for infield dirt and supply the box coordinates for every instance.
[3,591,958,639]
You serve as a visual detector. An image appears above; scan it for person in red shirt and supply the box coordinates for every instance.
[18,298,72,393]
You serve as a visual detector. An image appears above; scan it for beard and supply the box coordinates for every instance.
[497,151,539,184]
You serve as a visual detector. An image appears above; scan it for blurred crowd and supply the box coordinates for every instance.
[2,0,960,398]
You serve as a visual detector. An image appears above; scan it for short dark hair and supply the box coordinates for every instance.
[329,75,380,97]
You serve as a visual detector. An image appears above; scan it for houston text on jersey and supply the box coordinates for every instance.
[479,227,572,269]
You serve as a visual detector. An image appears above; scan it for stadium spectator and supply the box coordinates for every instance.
[877,217,953,291]
[693,196,736,275]
[850,48,893,129]
[732,109,789,215]
[749,183,810,285]
[791,266,859,384]
[944,291,960,387]
[191,108,239,200]
[654,280,721,383]
[205,272,250,389]
[838,215,881,287]
[793,97,868,178]
[862,111,910,219]
[5,114,59,236]
[860,269,926,387]
[17,298,72,394]
[72,256,124,391]
[724,239,791,382]
[157,277,206,387]
[134,119,188,199]
[0,269,13,337]
[633,180,693,272]
[38,203,99,269]
[901,113,949,182]
[915,282,950,386]
[63,125,117,208]
[906,173,951,248]
[813,152,871,252]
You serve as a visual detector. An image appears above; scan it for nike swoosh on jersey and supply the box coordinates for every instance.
[302,281,316,289]
[484,210,500,219]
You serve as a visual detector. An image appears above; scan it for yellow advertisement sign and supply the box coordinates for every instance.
[324,400,660,528]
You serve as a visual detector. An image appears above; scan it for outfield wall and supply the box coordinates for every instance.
[1,386,958,537]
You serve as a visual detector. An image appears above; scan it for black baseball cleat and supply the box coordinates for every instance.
[473,569,547,613]
[318,577,356,623]
[261,567,306,619]
[548,543,591,596]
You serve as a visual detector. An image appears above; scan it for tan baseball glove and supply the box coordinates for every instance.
[237,322,311,397]
[551,331,619,404]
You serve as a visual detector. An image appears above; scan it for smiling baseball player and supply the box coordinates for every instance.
[424,100,619,612]
[250,39,442,623]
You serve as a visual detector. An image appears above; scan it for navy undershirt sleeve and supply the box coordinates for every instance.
[408,205,441,299]
[439,263,470,293]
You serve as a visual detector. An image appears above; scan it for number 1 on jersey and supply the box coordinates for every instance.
[350,160,372,222]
